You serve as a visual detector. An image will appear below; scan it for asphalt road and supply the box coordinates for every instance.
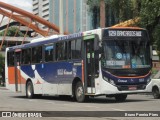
[0,87,160,120]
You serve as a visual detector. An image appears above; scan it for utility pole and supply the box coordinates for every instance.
[59,0,64,35]
[100,0,105,28]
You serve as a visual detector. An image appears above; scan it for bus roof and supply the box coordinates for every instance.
[7,27,146,51]
[7,32,82,51]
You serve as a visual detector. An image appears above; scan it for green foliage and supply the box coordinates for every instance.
[86,0,100,9]
[87,0,160,50]
[139,0,160,46]
[0,27,25,37]
[153,25,160,54]
[110,0,135,21]
[140,0,160,27]
[87,0,140,23]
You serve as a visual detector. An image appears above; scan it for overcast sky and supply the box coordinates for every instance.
[0,0,32,12]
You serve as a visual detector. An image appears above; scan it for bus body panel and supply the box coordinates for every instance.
[5,27,152,100]
[7,59,83,95]
[94,62,152,95]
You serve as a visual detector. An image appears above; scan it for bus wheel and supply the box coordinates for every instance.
[115,94,127,102]
[152,87,160,99]
[26,81,34,99]
[75,81,85,102]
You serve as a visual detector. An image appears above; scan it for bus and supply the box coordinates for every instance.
[5,27,152,102]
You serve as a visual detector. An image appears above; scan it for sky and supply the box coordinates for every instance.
[0,0,32,12]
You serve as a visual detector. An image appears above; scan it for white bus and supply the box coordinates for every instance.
[5,27,152,102]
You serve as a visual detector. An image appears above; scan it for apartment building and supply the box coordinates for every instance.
[32,0,93,33]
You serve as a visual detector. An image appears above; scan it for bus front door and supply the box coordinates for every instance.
[84,36,97,94]
[14,51,21,92]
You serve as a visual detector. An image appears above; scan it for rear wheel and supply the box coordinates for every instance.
[115,94,127,102]
[152,87,160,99]
[75,81,85,102]
[26,81,34,99]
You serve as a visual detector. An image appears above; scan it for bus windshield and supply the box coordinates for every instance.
[102,39,151,69]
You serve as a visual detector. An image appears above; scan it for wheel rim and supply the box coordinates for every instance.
[153,89,159,98]
[77,86,83,98]
[27,84,32,97]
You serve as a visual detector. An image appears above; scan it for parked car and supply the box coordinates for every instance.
[152,79,160,99]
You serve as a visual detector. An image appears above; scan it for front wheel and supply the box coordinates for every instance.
[152,87,160,99]
[26,81,34,99]
[115,94,127,102]
[75,81,86,102]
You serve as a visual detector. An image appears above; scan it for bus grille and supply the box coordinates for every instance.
[117,85,146,91]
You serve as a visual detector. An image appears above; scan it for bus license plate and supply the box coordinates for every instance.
[128,86,137,90]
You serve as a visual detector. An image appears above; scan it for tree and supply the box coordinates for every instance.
[100,0,106,27]
[139,0,160,47]
[87,0,160,53]
[87,0,100,29]
[0,27,25,37]
[87,0,139,27]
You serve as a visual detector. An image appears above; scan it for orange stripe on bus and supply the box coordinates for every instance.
[36,80,42,84]
[8,67,26,84]
[8,67,15,84]
[110,71,151,79]
[109,27,143,30]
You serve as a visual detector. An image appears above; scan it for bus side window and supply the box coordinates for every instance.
[68,41,71,59]
[22,48,31,64]
[7,51,14,66]
[72,39,81,59]
[75,39,81,59]
[45,44,54,62]
[68,39,82,60]
[32,46,42,63]
[56,42,67,61]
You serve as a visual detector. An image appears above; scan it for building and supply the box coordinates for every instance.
[32,0,93,33]
[33,0,50,29]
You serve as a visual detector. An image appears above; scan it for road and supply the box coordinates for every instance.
[0,87,160,120]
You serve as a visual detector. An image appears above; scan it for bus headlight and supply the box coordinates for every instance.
[147,77,151,84]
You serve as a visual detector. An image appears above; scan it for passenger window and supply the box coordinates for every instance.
[7,51,14,66]
[69,39,81,59]
[45,44,54,62]
[56,42,67,61]
[22,48,31,64]
[32,46,42,63]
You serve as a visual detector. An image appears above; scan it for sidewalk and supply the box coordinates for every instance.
[0,86,8,90]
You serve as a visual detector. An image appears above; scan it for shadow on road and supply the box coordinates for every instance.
[11,94,155,104]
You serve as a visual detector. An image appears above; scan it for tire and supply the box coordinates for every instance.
[152,87,160,99]
[26,81,34,99]
[115,94,127,102]
[75,81,85,102]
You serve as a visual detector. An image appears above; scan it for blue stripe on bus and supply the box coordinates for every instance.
[20,60,82,84]
[102,70,150,85]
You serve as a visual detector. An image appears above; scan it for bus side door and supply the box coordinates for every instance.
[83,35,99,94]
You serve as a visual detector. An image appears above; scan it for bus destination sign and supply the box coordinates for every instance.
[108,30,142,37]
[107,30,142,37]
